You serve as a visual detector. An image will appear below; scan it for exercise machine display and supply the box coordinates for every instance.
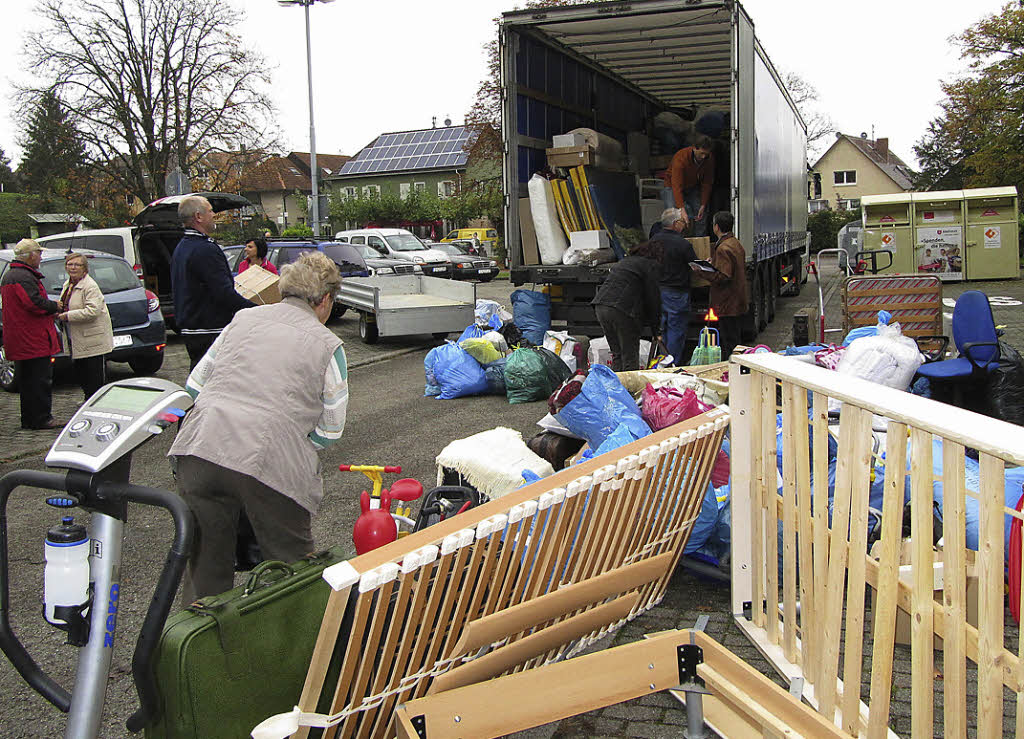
[0,377,195,738]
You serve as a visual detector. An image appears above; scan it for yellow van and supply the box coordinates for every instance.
[441,227,498,246]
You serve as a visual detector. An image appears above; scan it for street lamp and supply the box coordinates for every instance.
[278,0,334,237]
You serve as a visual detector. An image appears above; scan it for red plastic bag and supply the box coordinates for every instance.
[641,383,711,430]
[640,384,730,487]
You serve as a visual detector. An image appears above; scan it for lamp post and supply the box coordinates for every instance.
[278,0,334,237]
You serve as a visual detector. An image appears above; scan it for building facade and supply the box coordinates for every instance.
[809,134,914,212]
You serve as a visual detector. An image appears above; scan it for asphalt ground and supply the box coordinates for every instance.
[1,265,1023,737]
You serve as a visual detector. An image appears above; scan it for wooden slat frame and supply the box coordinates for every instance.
[730,352,1024,738]
[266,411,729,738]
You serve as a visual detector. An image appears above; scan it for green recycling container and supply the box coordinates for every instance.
[912,190,965,281]
[964,186,1019,280]
[861,193,913,273]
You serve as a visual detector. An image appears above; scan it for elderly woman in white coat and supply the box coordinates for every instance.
[58,252,113,398]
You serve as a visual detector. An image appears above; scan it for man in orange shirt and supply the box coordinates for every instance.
[663,133,715,237]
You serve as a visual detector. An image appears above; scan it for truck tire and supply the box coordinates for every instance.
[787,253,803,296]
[359,312,379,344]
[330,303,348,321]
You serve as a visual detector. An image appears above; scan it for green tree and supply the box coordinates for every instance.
[807,208,861,254]
[21,0,278,204]
[17,89,86,201]
[0,147,16,192]
[913,3,1024,192]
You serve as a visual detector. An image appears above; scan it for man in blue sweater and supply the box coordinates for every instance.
[171,195,254,369]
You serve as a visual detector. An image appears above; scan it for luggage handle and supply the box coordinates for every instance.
[244,561,295,597]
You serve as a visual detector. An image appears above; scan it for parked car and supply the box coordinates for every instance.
[433,243,498,281]
[341,243,424,277]
[440,227,499,252]
[0,248,167,391]
[333,228,452,277]
[222,240,373,279]
[37,192,253,331]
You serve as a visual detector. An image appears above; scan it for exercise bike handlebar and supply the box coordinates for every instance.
[0,469,196,733]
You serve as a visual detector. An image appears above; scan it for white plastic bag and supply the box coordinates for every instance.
[528,174,568,265]
[542,330,579,373]
[480,330,509,357]
[836,322,923,391]
[588,336,650,369]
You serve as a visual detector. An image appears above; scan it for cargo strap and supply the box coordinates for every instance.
[249,652,466,738]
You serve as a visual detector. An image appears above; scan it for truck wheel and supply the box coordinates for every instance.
[788,253,803,296]
[359,312,379,344]
[330,303,348,321]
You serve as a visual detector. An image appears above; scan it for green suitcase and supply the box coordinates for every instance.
[145,550,351,739]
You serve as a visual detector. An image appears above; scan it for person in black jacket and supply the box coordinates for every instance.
[591,241,662,371]
[170,195,254,369]
[650,208,698,366]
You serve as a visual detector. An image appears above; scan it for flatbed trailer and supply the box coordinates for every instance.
[336,275,476,344]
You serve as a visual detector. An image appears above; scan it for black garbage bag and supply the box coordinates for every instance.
[499,319,529,349]
[988,341,1024,426]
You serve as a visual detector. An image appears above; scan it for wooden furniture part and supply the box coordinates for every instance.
[250,410,729,739]
[841,274,943,339]
[394,629,847,739]
[728,352,1024,738]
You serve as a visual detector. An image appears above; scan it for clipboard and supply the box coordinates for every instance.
[690,259,721,274]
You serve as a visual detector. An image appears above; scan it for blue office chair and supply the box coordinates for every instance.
[917,290,1001,386]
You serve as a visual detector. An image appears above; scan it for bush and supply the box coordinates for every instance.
[281,225,314,238]
[807,208,861,254]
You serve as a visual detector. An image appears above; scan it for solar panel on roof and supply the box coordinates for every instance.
[336,126,469,176]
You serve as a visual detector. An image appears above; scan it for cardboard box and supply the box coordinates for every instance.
[519,198,541,266]
[689,236,712,288]
[552,133,586,148]
[546,145,594,168]
[569,230,611,251]
[234,264,281,305]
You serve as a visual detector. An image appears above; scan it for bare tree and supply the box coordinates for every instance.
[783,72,835,158]
[20,0,279,204]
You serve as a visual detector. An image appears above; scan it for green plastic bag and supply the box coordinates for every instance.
[505,347,573,404]
[689,327,722,366]
[460,337,503,365]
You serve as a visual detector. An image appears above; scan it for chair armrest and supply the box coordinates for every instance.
[961,340,999,372]
[915,335,949,363]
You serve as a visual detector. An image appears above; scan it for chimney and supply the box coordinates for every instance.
[876,137,889,161]
[431,116,437,129]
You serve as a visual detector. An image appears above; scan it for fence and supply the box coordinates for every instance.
[253,408,728,739]
[730,352,1024,737]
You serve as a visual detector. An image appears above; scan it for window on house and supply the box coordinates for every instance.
[808,200,829,213]
[400,183,411,199]
[834,170,857,185]
[342,186,357,200]
[414,182,426,192]
[838,198,861,211]
[437,181,455,198]
[362,185,381,197]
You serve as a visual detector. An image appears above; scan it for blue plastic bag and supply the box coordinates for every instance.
[457,323,487,343]
[555,364,651,449]
[424,346,443,397]
[842,310,892,346]
[510,289,551,345]
[483,358,507,395]
[432,343,489,400]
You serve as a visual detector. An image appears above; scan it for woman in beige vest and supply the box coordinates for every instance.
[58,253,113,398]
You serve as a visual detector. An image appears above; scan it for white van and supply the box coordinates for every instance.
[334,228,452,278]
[38,192,252,329]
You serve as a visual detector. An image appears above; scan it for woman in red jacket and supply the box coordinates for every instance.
[0,239,62,429]
[238,237,278,275]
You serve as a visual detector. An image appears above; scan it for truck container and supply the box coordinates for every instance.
[499,0,808,341]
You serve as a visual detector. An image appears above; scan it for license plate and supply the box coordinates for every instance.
[478,268,493,274]
[113,335,132,348]
[432,267,446,273]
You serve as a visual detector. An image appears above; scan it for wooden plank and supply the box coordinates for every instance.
[761,374,779,643]
[792,386,815,683]
[909,428,935,739]
[978,453,1006,739]
[866,422,908,739]
[817,407,857,719]
[780,382,799,663]
[941,440,968,739]
[749,369,766,628]
[728,365,757,618]
[293,586,352,739]
[841,407,873,735]
[811,391,829,688]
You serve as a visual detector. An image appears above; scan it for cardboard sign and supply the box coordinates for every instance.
[984,226,1001,249]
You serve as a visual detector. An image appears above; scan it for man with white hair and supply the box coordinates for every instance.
[170,195,254,369]
[650,208,697,365]
[0,239,62,428]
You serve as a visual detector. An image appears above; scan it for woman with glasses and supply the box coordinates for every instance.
[57,252,113,399]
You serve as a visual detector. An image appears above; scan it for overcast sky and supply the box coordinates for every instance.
[0,0,1010,171]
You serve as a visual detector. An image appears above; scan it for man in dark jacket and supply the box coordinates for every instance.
[591,241,662,372]
[171,195,254,369]
[694,211,749,359]
[651,208,697,366]
[1,239,62,428]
